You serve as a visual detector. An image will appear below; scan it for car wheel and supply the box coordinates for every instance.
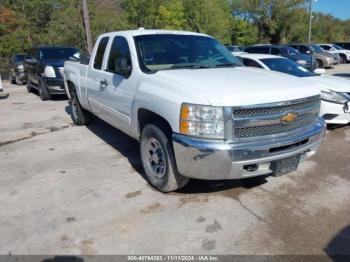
[140,124,189,192]
[316,59,323,68]
[70,91,91,125]
[340,55,346,64]
[15,75,23,85]
[26,81,32,93]
[38,79,51,100]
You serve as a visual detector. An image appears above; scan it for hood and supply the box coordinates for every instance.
[41,59,65,68]
[306,75,350,93]
[321,52,335,58]
[151,67,320,106]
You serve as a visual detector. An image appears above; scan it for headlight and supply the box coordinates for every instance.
[296,60,307,65]
[321,90,350,104]
[17,64,24,71]
[180,103,224,139]
[44,66,56,78]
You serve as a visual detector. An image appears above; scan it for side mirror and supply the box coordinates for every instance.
[306,50,311,54]
[114,57,131,78]
[314,68,326,75]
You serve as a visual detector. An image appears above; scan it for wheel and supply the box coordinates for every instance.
[140,124,189,192]
[26,80,32,93]
[340,55,346,64]
[316,59,323,68]
[15,75,23,85]
[38,79,51,100]
[11,74,15,84]
[70,91,91,125]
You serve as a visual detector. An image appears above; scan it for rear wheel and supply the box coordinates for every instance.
[26,80,32,93]
[70,91,91,125]
[316,59,323,68]
[140,124,189,192]
[340,54,347,64]
[38,79,51,100]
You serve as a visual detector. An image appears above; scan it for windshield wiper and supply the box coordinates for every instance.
[171,63,210,69]
[212,63,237,68]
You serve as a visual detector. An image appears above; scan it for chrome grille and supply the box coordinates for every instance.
[232,96,320,139]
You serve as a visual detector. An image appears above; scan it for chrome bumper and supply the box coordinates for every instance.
[172,118,326,180]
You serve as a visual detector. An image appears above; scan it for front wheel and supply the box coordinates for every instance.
[140,124,189,192]
[38,79,51,100]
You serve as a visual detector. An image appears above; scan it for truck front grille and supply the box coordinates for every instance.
[232,96,320,139]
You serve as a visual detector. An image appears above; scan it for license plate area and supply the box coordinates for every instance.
[270,155,300,176]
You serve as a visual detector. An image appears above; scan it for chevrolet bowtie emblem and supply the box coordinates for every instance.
[281,112,298,124]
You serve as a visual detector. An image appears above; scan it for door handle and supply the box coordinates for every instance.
[99,79,108,89]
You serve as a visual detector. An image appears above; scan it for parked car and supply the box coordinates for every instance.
[244,45,316,71]
[10,54,26,85]
[64,29,325,192]
[318,44,350,64]
[24,46,79,100]
[238,53,350,125]
[289,44,336,68]
[226,45,246,56]
[333,42,350,50]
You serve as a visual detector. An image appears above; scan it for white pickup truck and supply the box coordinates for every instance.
[64,29,326,192]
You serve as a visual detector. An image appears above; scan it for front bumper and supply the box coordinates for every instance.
[320,100,350,124]
[43,77,66,95]
[173,118,325,180]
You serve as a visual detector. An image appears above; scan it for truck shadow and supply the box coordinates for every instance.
[324,225,350,262]
[332,73,350,78]
[65,105,267,194]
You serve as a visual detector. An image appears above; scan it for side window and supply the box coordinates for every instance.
[271,47,282,55]
[321,45,331,51]
[107,36,131,72]
[242,58,263,68]
[298,45,309,54]
[93,37,109,70]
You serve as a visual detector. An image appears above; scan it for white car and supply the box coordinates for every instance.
[226,45,246,56]
[238,53,350,125]
[318,44,350,64]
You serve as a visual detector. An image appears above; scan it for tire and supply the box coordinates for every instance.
[26,80,32,93]
[140,124,189,192]
[70,91,91,125]
[316,59,323,68]
[38,79,51,101]
[340,55,346,64]
[15,75,23,85]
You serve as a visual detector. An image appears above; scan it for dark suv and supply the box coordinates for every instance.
[244,45,316,71]
[24,46,79,100]
[10,54,26,85]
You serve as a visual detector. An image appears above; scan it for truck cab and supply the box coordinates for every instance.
[64,29,326,192]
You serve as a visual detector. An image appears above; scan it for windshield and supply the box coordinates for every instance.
[134,34,242,72]
[309,45,324,53]
[15,55,25,62]
[261,58,316,77]
[39,48,79,60]
[280,47,300,55]
[332,44,343,50]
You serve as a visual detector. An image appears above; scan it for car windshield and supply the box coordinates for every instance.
[280,47,300,55]
[134,34,242,72]
[15,55,25,62]
[39,48,79,60]
[261,58,316,77]
[309,45,323,53]
[332,44,343,50]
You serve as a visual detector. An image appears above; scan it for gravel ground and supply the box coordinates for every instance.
[0,66,350,259]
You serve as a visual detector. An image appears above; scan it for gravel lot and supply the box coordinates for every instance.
[0,65,350,258]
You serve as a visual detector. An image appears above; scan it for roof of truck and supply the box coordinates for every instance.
[98,28,210,38]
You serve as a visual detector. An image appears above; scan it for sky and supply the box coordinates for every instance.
[313,0,350,20]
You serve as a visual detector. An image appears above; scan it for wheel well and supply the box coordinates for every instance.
[339,53,346,60]
[67,80,76,95]
[138,109,173,139]
[317,59,323,67]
